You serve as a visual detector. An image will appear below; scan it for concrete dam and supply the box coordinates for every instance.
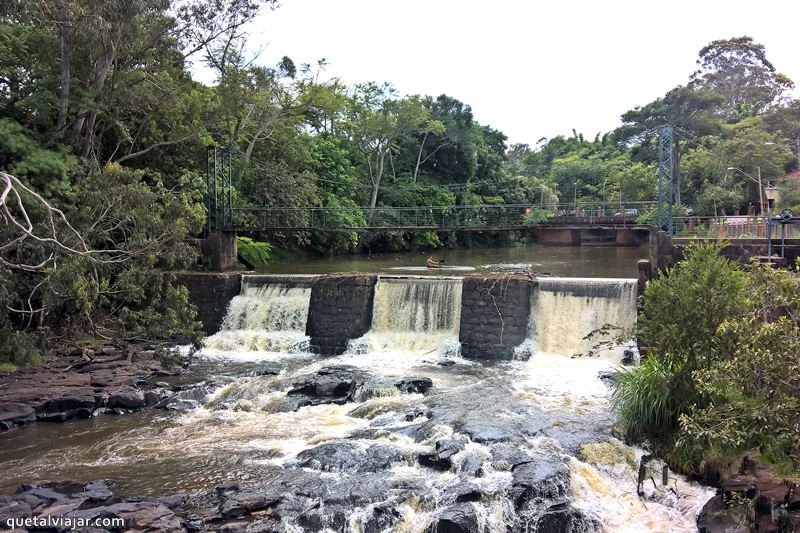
[184,273,639,361]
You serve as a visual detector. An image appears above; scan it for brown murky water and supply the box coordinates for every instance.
[258,244,648,277]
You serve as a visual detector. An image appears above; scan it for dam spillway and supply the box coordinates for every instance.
[198,273,638,361]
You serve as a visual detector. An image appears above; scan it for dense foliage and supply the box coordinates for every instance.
[616,243,800,478]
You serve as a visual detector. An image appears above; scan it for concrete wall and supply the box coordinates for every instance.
[459,275,534,360]
[174,272,241,335]
[202,231,238,272]
[306,274,378,356]
[647,232,800,273]
[531,227,648,246]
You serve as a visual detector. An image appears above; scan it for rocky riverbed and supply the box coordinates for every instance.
[0,349,724,532]
[0,346,207,432]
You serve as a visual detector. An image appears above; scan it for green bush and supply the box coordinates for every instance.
[0,331,43,370]
[617,243,800,477]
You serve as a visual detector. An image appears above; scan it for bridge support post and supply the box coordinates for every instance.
[202,231,238,272]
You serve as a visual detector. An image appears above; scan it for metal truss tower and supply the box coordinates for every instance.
[205,145,234,234]
[656,124,674,234]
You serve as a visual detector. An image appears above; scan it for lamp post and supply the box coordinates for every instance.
[766,183,779,259]
[764,141,800,165]
[727,166,764,215]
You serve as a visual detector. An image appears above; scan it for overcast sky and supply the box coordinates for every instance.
[203,0,800,145]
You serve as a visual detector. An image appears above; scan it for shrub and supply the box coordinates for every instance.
[237,237,272,267]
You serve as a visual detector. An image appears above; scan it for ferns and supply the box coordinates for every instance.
[237,237,272,267]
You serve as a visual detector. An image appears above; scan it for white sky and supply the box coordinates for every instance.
[203,0,800,144]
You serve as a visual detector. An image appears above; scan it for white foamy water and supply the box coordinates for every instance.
[203,281,311,354]
[353,277,463,354]
[529,277,638,359]
[169,277,712,530]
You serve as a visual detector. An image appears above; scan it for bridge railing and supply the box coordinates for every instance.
[674,216,800,239]
[225,202,655,230]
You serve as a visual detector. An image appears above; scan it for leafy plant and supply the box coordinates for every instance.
[237,236,273,267]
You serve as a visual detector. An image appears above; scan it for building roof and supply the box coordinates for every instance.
[776,170,800,182]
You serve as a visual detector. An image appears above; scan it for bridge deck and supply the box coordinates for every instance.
[213,205,654,233]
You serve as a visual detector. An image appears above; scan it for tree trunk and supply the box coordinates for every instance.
[55,1,70,132]
[369,151,385,223]
[70,37,117,152]
[413,131,428,183]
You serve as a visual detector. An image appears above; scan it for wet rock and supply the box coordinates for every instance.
[107,389,145,409]
[216,482,241,494]
[0,349,179,430]
[296,442,408,473]
[220,491,280,518]
[359,444,409,472]
[510,457,570,510]
[419,437,467,470]
[426,502,481,533]
[0,402,36,429]
[451,481,482,503]
[0,481,190,533]
[597,370,618,383]
[296,441,363,472]
[489,443,534,471]
[75,480,114,503]
[296,504,348,532]
[404,408,431,421]
[458,453,485,478]
[533,500,600,533]
[395,377,433,394]
[363,502,403,533]
[288,365,363,402]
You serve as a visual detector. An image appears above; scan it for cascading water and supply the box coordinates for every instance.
[350,276,463,354]
[526,277,638,360]
[203,276,312,354]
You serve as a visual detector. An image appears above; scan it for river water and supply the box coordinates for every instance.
[258,244,648,278]
[0,249,715,532]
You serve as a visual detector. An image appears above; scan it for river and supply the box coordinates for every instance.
[0,246,715,532]
[257,244,648,278]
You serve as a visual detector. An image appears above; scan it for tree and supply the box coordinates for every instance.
[344,84,432,220]
[690,36,794,119]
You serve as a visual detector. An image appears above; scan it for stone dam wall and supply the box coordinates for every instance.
[306,274,377,356]
[459,276,532,359]
[177,273,587,359]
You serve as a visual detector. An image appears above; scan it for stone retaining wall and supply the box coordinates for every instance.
[174,272,241,335]
[459,275,534,360]
[306,274,378,356]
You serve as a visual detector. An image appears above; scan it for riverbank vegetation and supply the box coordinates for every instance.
[617,242,800,479]
[1,0,799,362]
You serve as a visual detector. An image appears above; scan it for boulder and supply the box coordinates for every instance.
[107,389,145,409]
[395,377,433,394]
[533,501,599,533]
[0,402,36,429]
[419,437,467,471]
[219,491,280,518]
[288,365,363,401]
[295,442,408,473]
[510,458,569,510]
[425,502,481,533]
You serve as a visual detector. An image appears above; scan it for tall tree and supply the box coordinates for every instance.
[690,36,794,119]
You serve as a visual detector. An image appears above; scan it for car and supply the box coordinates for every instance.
[614,208,639,218]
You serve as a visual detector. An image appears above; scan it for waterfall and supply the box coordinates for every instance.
[351,277,463,354]
[525,277,638,360]
[204,278,312,354]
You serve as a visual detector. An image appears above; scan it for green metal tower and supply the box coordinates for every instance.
[656,124,674,234]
